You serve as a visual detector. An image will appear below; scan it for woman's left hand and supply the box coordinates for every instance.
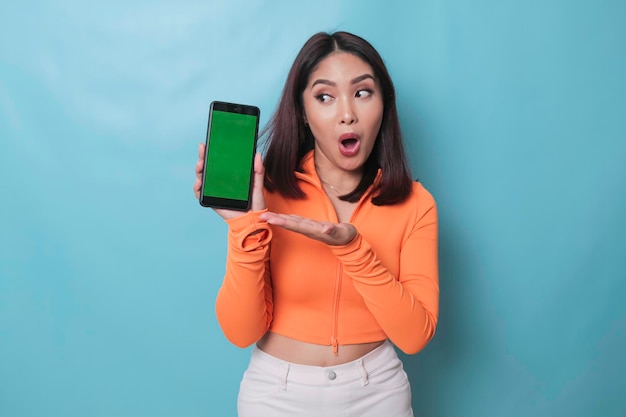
[259,212,357,246]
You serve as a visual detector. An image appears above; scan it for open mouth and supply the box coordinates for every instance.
[341,138,358,149]
[339,134,361,156]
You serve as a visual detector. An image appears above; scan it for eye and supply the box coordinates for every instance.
[315,93,333,103]
[355,88,374,98]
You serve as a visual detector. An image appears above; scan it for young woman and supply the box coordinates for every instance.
[194,31,438,417]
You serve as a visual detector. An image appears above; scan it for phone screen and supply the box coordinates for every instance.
[200,102,259,210]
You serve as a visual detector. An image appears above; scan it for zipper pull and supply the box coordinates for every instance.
[332,338,339,356]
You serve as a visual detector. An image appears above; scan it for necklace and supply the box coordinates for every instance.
[315,163,356,195]
[320,178,342,194]
[319,176,357,195]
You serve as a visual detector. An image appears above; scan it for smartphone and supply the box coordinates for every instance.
[199,101,260,210]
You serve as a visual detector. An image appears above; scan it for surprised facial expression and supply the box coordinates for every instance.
[302,52,384,175]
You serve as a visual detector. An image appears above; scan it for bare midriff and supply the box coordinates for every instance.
[256,332,385,367]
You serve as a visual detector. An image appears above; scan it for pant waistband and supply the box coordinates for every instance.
[249,340,397,386]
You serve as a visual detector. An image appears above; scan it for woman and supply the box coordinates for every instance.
[194,31,438,417]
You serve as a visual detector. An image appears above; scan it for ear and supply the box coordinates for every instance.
[302,112,308,126]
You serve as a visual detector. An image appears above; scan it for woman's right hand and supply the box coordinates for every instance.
[194,143,267,220]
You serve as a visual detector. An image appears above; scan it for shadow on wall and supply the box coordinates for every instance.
[400,213,484,415]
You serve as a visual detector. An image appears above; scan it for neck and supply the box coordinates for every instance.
[314,164,362,195]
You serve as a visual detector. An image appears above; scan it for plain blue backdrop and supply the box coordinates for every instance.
[1,1,625,416]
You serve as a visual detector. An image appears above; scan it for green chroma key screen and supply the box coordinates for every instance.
[203,110,258,200]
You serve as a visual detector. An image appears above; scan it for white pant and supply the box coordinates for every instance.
[237,340,414,417]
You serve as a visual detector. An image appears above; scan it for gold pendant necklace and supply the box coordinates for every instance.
[320,179,341,194]
[319,177,354,195]
[316,163,353,195]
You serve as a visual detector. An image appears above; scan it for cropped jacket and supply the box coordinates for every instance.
[215,151,439,354]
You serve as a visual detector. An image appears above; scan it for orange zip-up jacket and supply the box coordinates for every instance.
[215,151,438,354]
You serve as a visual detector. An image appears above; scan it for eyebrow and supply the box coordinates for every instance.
[311,73,375,88]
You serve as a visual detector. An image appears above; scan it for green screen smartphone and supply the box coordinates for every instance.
[199,101,260,210]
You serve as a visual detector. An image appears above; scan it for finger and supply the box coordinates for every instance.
[320,223,334,234]
[261,213,356,245]
[194,178,201,199]
[194,144,205,200]
[265,214,325,235]
[253,152,264,177]
[259,213,291,227]
[198,143,205,159]
[250,153,266,212]
[263,213,304,222]
[260,212,302,224]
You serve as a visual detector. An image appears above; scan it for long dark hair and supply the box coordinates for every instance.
[262,31,412,206]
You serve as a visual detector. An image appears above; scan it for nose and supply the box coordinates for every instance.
[338,96,357,125]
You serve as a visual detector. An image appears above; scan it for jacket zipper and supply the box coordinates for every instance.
[328,182,373,356]
[331,261,343,355]
[295,163,378,356]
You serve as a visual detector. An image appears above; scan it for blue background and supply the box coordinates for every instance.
[1,1,625,416]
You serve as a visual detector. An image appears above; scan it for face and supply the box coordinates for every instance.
[302,52,383,176]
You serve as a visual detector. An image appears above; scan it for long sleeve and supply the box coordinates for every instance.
[215,210,274,347]
[330,186,439,354]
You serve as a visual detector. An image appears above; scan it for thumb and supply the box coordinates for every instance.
[250,152,266,211]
